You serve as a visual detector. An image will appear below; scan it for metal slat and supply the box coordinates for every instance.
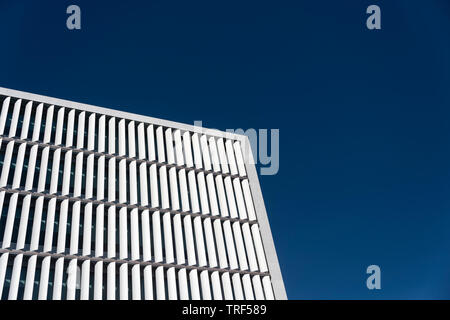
[221,272,234,300]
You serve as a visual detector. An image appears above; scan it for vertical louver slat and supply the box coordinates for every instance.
[221,272,234,300]
[174,129,184,166]
[233,179,248,220]
[200,270,212,300]
[64,109,74,146]
[216,138,229,173]
[107,262,116,300]
[208,137,221,172]
[189,269,200,300]
[131,264,141,300]
[252,275,265,300]
[32,103,44,141]
[242,180,257,221]
[210,271,222,300]
[251,224,268,273]
[38,255,51,300]
[2,191,18,248]
[65,259,78,300]
[0,141,14,188]
[213,219,228,269]
[140,197,151,262]
[23,255,37,300]
[127,121,136,158]
[0,97,10,141]
[0,253,10,298]
[197,172,209,214]
[80,260,90,300]
[225,140,238,176]
[167,267,177,300]
[242,274,254,300]
[8,254,23,300]
[200,135,212,171]
[164,128,175,164]
[8,99,21,137]
[178,268,189,300]
[20,101,32,138]
[146,125,156,161]
[262,276,274,300]
[203,218,217,267]
[137,123,146,159]
[232,273,244,300]
[223,220,238,270]
[224,177,238,218]
[233,141,247,177]
[215,175,229,217]
[155,266,165,300]
[119,263,128,300]
[143,265,153,300]
[183,132,194,168]
[156,126,165,163]
[192,133,203,169]
[94,261,104,300]
[206,174,219,215]
[43,105,55,143]
[52,257,65,300]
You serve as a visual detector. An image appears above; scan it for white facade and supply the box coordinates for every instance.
[0,87,286,300]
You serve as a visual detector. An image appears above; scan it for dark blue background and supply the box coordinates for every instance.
[1,0,449,299]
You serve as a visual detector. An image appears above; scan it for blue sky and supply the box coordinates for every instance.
[1,0,450,299]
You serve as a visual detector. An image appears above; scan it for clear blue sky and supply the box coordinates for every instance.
[1,0,450,299]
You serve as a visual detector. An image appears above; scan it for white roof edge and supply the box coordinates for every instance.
[0,86,247,141]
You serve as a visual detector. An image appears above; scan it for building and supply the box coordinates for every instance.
[0,87,286,300]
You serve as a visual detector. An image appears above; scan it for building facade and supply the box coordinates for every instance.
[0,87,286,300]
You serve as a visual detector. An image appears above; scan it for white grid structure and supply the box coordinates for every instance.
[0,87,286,300]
